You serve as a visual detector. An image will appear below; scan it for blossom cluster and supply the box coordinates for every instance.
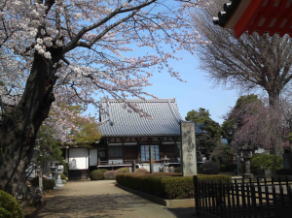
[0,0,209,140]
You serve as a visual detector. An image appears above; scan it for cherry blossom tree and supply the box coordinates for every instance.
[0,0,208,196]
[224,95,291,154]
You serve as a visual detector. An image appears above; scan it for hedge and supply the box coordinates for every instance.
[90,169,107,180]
[198,161,220,174]
[116,174,231,199]
[0,190,23,218]
[276,168,292,175]
[195,174,231,182]
[251,154,283,171]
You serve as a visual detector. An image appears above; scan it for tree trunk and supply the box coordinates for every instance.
[0,52,59,197]
[268,91,280,109]
[267,90,282,155]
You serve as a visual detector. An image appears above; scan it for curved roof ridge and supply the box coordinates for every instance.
[167,99,182,123]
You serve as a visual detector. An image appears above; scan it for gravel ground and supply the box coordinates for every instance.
[36,180,196,218]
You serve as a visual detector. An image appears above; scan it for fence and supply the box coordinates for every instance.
[194,177,292,218]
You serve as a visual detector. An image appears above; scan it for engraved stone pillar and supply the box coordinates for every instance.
[181,121,197,176]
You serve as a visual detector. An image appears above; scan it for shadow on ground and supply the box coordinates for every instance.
[36,193,178,218]
[167,207,196,218]
[37,193,147,217]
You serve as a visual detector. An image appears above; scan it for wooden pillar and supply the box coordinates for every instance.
[122,137,125,163]
[135,137,140,163]
[96,141,99,167]
[148,137,153,173]
[149,144,153,173]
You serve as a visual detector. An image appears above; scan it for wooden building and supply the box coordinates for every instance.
[213,0,292,37]
[67,99,182,179]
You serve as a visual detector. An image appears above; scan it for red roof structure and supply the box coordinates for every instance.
[214,0,292,37]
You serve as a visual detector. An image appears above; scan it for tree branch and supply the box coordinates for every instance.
[63,0,157,53]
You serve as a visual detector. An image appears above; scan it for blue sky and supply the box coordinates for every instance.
[144,50,240,124]
[86,49,242,124]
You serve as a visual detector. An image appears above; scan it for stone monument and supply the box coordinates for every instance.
[181,121,197,176]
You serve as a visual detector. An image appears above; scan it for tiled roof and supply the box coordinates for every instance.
[99,99,182,137]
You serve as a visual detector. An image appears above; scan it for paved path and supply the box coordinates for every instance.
[36,180,195,218]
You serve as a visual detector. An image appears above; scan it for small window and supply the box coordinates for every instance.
[140,145,160,161]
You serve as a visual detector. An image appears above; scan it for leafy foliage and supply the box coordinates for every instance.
[103,168,130,180]
[194,174,231,183]
[289,132,292,142]
[276,168,292,176]
[211,144,235,172]
[0,190,23,218]
[71,118,101,146]
[37,125,63,162]
[186,108,221,158]
[198,161,220,174]
[116,174,194,199]
[30,177,55,190]
[251,154,283,171]
[221,119,236,145]
[90,169,107,180]
[116,173,231,199]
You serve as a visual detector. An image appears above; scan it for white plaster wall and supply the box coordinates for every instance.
[69,148,88,170]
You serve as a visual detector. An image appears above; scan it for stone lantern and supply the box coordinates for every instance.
[239,146,253,178]
[55,165,64,188]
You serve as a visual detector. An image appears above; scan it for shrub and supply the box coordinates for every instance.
[116,174,177,198]
[116,174,193,199]
[251,154,283,171]
[90,169,107,180]
[116,167,130,174]
[151,172,181,177]
[198,161,220,174]
[174,167,182,173]
[160,177,194,199]
[116,173,231,199]
[276,168,292,175]
[195,174,231,183]
[133,168,149,175]
[63,163,69,177]
[30,177,55,190]
[61,174,68,181]
[0,207,11,218]
[104,170,116,180]
[0,190,23,218]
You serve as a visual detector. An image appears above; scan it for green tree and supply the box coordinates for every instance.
[186,108,221,158]
[222,95,263,146]
[221,119,236,145]
[37,125,63,163]
[71,118,101,146]
[251,154,283,172]
[211,144,235,172]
